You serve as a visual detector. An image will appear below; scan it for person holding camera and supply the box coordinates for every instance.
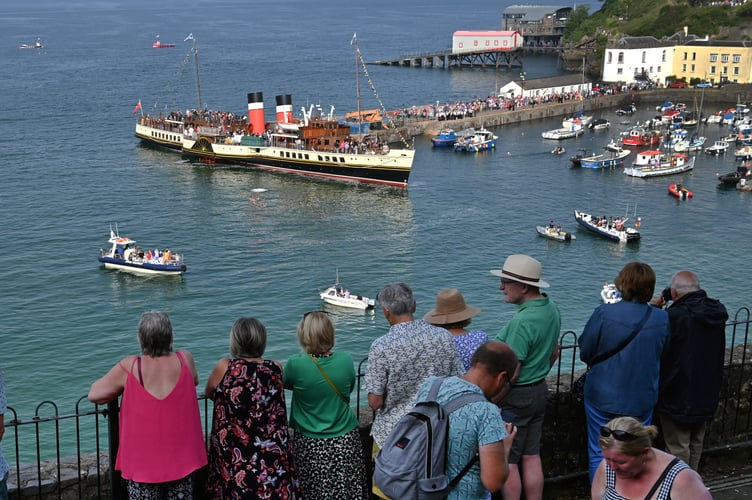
[578,262,671,482]
[651,271,728,471]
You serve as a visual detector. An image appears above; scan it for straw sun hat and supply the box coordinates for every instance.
[490,254,550,288]
[423,288,481,325]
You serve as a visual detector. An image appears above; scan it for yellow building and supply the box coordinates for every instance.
[673,40,752,85]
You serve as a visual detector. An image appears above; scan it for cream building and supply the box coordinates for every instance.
[674,40,752,86]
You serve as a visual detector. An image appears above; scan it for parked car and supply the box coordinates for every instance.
[668,81,686,88]
[695,82,713,88]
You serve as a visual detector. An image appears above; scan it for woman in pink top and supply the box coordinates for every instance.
[88,311,207,499]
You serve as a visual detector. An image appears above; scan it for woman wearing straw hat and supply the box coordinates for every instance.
[424,288,489,371]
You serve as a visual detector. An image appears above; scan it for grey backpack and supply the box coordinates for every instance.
[373,377,488,499]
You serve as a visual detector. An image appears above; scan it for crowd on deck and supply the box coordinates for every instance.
[0,255,712,499]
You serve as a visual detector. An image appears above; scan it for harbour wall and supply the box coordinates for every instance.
[377,84,752,143]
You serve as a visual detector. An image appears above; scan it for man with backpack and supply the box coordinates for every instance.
[365,282,465,498]
[374,341,518,499]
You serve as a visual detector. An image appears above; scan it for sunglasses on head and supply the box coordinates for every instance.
[600,426,639,441]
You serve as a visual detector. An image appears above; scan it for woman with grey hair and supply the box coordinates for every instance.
[283,311,368,498]
[205,317,301,498]
[88,311,206,499]
[591,416,710,499]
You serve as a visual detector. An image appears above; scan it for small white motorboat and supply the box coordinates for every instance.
[320,278,375,310]
[98,225,186,275]
[601,282,622,304]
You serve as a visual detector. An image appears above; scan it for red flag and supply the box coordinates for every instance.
[132,100,142,115]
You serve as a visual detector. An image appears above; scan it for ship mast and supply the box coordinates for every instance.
[185,33,203,110]
[352,33,362,135]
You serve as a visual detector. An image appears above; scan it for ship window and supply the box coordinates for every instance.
[339,157,345,162]
[318,155,323,161]
[304,154,309,159]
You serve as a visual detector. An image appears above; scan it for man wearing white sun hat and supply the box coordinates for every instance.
[490,254,561,500]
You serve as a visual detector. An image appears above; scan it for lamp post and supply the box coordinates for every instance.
[520,71,527,99]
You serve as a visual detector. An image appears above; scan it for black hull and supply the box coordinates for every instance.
[181,148,410,188]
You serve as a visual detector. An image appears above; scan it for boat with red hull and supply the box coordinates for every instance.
[152,35,175,48]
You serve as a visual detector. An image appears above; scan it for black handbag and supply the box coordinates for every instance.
[572,306,653,403]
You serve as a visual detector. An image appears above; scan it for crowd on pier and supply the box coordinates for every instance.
[0,256,719,499]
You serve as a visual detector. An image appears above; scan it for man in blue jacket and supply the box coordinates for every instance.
[652,270,728,471]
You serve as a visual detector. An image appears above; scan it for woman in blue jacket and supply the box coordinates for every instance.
[578,262,670,483]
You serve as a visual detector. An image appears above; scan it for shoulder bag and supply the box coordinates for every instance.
[309,353,348,403]
[572,306,654,402]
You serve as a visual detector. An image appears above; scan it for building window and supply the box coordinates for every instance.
[607,52,612,64]
[692,52,696,61]
[682,64,687,72]
[734,67,739,76]
[710,66,716,74]
[618,52,624,64]
[662,50,666,63]
[683,51,687,61]
[691,64,695,72]
[723,67,728,75]
[733,54,741,63]
[642,51,646,63]
[722,54,729,63]
[710,54,718,62]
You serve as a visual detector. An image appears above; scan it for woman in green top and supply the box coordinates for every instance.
[283,311,368,499]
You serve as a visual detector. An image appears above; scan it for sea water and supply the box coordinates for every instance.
[1,0,748,431]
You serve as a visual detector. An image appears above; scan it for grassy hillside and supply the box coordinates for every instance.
[565,0,752,43]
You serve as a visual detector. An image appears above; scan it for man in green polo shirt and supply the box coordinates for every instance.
[490,254,561,500]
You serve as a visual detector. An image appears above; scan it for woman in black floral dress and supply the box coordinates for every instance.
[205,317,301,499]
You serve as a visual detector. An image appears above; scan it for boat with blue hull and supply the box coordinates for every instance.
[431,128,458,147]
[579,148,631,168]
[573,210,641,243]
[98,227,186,275]
[453,127,498,152]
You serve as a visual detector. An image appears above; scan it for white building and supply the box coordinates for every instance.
[499,74,591,100]
[452,31,523,54]
[602,36,675,84]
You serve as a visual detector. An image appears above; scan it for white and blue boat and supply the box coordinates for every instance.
[431,127,459,147]
[573,210,641,243]
[98,226,186,276]
[454,127,498,152]
[579,147,631,168]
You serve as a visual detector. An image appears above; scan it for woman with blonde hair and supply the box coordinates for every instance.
[205,317,301,498]
[592,416,711,499]
[283,311,368,499]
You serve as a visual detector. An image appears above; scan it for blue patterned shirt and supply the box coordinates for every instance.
[364,319,464,447]
[0,369,8,481]
[416,376,507,500]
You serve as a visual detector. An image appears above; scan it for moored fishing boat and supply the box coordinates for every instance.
[579,147,631,169]
[705,140,729,155]
[98,226,186,276]
[453,127,498,152]
[431,128,458,147]
[542,124,584,140]
[623,150,694,178]
[573,209,641,243]
[717,163,752,185]
[621,126,662,147]
[734,145,752,160]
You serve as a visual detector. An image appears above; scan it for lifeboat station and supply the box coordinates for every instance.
[369,5,573,69]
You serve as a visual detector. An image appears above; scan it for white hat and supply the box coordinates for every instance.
[490,254,550,288]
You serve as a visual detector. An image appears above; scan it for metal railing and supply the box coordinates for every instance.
[3,308,751,497]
